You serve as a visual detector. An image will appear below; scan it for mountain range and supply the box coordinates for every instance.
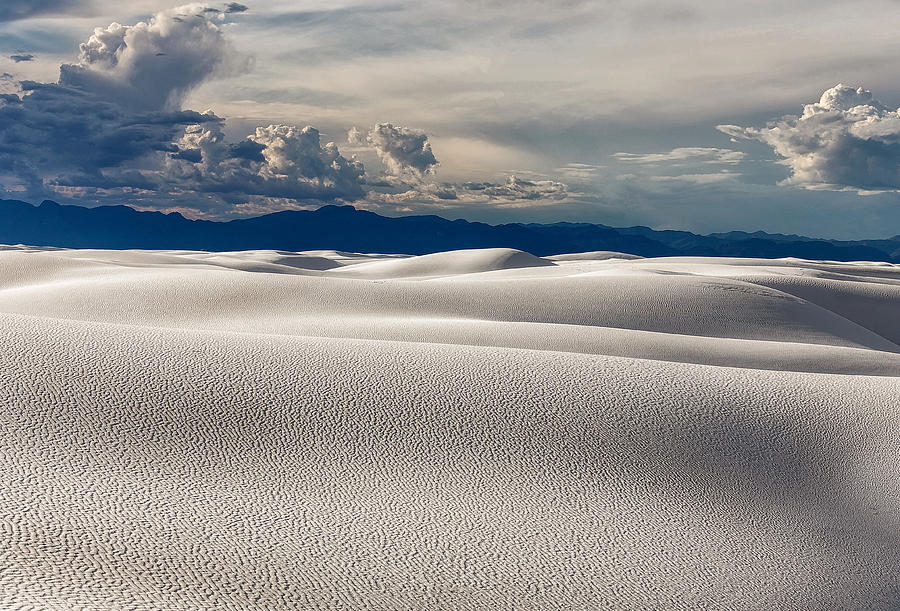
[2,198,900,262]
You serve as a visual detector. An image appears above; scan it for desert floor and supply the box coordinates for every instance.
[1,246,898,609]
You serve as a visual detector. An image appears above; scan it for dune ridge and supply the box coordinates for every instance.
[1,246,899,610]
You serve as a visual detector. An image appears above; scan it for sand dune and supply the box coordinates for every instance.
[548,250,644,261]
[332,247,556,278]
[1,246,898,609]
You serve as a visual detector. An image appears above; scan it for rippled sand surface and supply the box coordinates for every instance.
[1,246,898,609]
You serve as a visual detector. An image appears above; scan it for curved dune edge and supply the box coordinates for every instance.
[1,246,900,609]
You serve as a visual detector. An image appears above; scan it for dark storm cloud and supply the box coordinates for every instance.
[0,79,217,177]
[0,4,367,210]
[0,5,236,186]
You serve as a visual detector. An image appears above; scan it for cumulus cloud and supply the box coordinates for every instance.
[0,4,367,211]
[0,4,568,216]
[347,120,570,209]
[349,122,569,210]
[0,72,20,95]
[0,81,217,191]
[347,126,363,145]
[0,5,239,194]
[360,174,569,214]
[719,84,900,192]
[365,123,438,179]
[163,122,365,200]
[60,4,247,111]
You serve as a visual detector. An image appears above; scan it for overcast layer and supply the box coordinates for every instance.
[4,0,900,237]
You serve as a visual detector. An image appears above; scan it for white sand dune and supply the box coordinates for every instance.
[548,250,644,261]
[1,246,898,609]
[331,247,556,278]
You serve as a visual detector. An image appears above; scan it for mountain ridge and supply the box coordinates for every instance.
[1,198,898,262]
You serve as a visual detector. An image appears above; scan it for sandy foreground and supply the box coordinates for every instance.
[0,245,898,610]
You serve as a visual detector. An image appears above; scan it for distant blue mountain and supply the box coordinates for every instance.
[1,198,898,262]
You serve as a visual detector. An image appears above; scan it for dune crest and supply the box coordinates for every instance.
[548,250,644,261]
[332,247,555,278]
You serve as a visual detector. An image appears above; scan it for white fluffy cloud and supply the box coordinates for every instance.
[347,122,569,210]
[352,122,568,203]
[60,4,247,112]
[364,123,438,179]
[164,122,365,200]
[719,84,900,192]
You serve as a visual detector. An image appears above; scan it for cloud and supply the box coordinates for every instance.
[0,81,218,189]
[60,4,248,112]
[719,84,900,192]
[608,146,745,188]
[612,147,746,165]
[365,123,438,179]
[648,171,740,184]
[225,3,249,13]
[462,175,568,200]
[350,122,569,210]
[162,122,365,200]
[0,72,20,95]
[0,5,240,193]
[0,0,89,22]
[0,4,572,217]
[347,126,363,145]
[0,4,368,212]
[358,173,570,215]
[9,54,35,63]
[555,162,604,181]
[361,174,569,213]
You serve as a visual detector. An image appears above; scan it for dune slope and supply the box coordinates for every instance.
[0,246,898,610]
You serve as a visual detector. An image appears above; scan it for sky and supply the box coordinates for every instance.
[3,1,900,237]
